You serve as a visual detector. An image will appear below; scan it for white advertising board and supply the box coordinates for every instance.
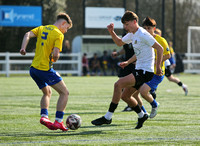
[85,7,125,29]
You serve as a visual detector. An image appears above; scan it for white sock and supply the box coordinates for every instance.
[55,118,63,123]
[138,111,144,118]
[104,111,113,120]
[41,114,48,118]
[182,84,187,88]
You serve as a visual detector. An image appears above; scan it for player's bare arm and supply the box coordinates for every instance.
[152,42,163,75]
[162,54,171,62]
[20,31,36,55]
[107,23,125,46]
[120,54,137,69]
[52,47,60,62]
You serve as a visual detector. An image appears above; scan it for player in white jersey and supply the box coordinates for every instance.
[91,11,163,129]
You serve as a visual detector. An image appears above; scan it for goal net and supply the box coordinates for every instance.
[185,26,200,73]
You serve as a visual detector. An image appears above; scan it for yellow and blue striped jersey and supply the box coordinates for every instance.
[31,25,64,71]
[154,34,170,75]
[169,46,175,55]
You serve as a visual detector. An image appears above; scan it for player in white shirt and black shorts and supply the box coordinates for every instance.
[91,11,163,129]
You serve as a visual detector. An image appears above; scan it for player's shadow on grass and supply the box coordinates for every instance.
[0,123,134,138]
[38,130,109,136]
[0,130,104,137]
[80,124,118,129]
[67,130,104,136]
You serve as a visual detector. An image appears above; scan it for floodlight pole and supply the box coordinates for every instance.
[123,0,126,34]
[162,0,165,37]
[173,0,176,50]
[123,0,126,10]
[40,0,43,25]
[83,0,86,34]
[135,0,139,15]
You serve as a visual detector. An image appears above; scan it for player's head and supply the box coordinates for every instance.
[93,53,98,58]
[155,28,162,36]
[121,11,139,33]
[121,11,138,23]
[142,16,156,35]
[56,12,73,34]
[168,41,173,47]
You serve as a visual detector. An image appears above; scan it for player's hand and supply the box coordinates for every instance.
[107,23,114,32]
[20,48,26,55]
[170,64,176,69]
[120,61,128,69]
[156,67,163,76]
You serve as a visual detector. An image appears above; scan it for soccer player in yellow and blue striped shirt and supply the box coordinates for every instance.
[155,30,188,96]
[20,12,72,131]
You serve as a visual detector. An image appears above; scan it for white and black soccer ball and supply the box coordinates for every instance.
[66,114,81,130]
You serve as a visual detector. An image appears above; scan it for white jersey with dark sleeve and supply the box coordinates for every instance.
[122,27,156,72]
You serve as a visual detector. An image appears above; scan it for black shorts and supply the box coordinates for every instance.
[132,69,154,90]
[118,63,135,78]
[165,66,171,77]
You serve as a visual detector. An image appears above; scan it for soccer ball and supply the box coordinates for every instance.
[66,114,81,130]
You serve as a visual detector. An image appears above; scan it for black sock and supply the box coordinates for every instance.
[178,82,183,86]
[131,104,141,113]
[150,90,157,99]
[108,102,118,113]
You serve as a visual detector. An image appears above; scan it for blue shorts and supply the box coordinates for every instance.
[169,57,176,65]
[145,74,164,92]
[30,67,62,89]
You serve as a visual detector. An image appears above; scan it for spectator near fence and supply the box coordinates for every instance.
[89,53,101,76]
[109,49,120,76]
[100,51,110,76]
[61,40,72,71]
[82,53,89,76]
[62,40,71,53]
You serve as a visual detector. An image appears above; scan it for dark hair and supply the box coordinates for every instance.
[142,16,156,27]
[121,10,138,24]
[57,12,73,28]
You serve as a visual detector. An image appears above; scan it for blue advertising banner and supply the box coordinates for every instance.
[0,5,42,27]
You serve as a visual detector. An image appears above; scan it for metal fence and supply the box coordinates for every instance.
[0,52,82,77]
[183,53,200,73]
[0,52,199,77]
